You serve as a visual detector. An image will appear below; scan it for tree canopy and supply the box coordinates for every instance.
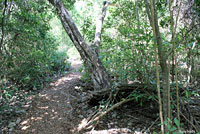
[0,0,200,133]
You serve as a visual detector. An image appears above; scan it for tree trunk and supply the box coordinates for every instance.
[148,0,171,131]
[169,0,182,130]
[48,0,111,90]
[0,0,8,55]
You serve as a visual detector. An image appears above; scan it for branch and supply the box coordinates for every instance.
[48,0,89,48]
[79,98,134,131]
[144,0,152,27]
[167,23,200,57]
[93,1,112,53]
[48,0,111,59]
[48,0,112,90]
[48,0,95,64]
[171,96,199,132]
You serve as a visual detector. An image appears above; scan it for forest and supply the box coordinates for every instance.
[0,0,200,133]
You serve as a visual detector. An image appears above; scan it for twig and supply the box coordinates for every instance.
[87,101,110,122]
[171,97,198,132]
[193,118,200,131]
[145,117,159,132]
[79,98,134,131]
[180,111,198,132]
[167,23,200,57]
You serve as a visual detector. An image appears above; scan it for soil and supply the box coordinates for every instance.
[12,61,83,134]
[7,60,158,134]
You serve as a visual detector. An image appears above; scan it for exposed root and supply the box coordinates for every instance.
[78,98,134,132]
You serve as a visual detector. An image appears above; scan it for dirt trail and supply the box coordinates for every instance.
[12,60,155,134]
[13,61,83,134]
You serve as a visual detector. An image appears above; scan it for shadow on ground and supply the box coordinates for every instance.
[13,64,82,134]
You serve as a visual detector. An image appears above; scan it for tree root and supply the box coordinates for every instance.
[78,98,134,132]
[78,83,157,132]
[87,83,156,105]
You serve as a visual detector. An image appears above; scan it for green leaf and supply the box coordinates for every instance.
[164,120,168,125]
[186,91,189,98]
[170,126,177,131]
[167,124,171,130]
[174,118,180,127]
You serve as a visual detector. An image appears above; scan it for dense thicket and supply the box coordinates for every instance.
[0,0,70,125]
[70,0,200,132]
[81,0,200,87]
[0,0,199,133]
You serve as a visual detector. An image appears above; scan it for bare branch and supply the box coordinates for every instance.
[93,1,112,53]
[78,98,134,131]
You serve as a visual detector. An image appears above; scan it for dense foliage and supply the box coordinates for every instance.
[0,0,70,124]
[80,0,200,94]
[78,0,199,132]
[0,0,199,133]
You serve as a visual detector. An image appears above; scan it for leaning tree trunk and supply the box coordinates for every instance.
[48,0,111,90]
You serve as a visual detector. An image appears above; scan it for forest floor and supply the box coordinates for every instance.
[3,59,199,134]
[6,60,157,134]
[12,60,85,134]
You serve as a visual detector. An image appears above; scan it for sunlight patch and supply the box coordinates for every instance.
[38,106,49,109]
[21,125,30,130]
[84,128,133,134]
[20,119,29,125]
[77,118,88,131]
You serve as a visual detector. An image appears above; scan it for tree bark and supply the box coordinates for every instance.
[149,0,171,131]
[0,0,8,55]
[92,1,111,54]
[48,0,111,90]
